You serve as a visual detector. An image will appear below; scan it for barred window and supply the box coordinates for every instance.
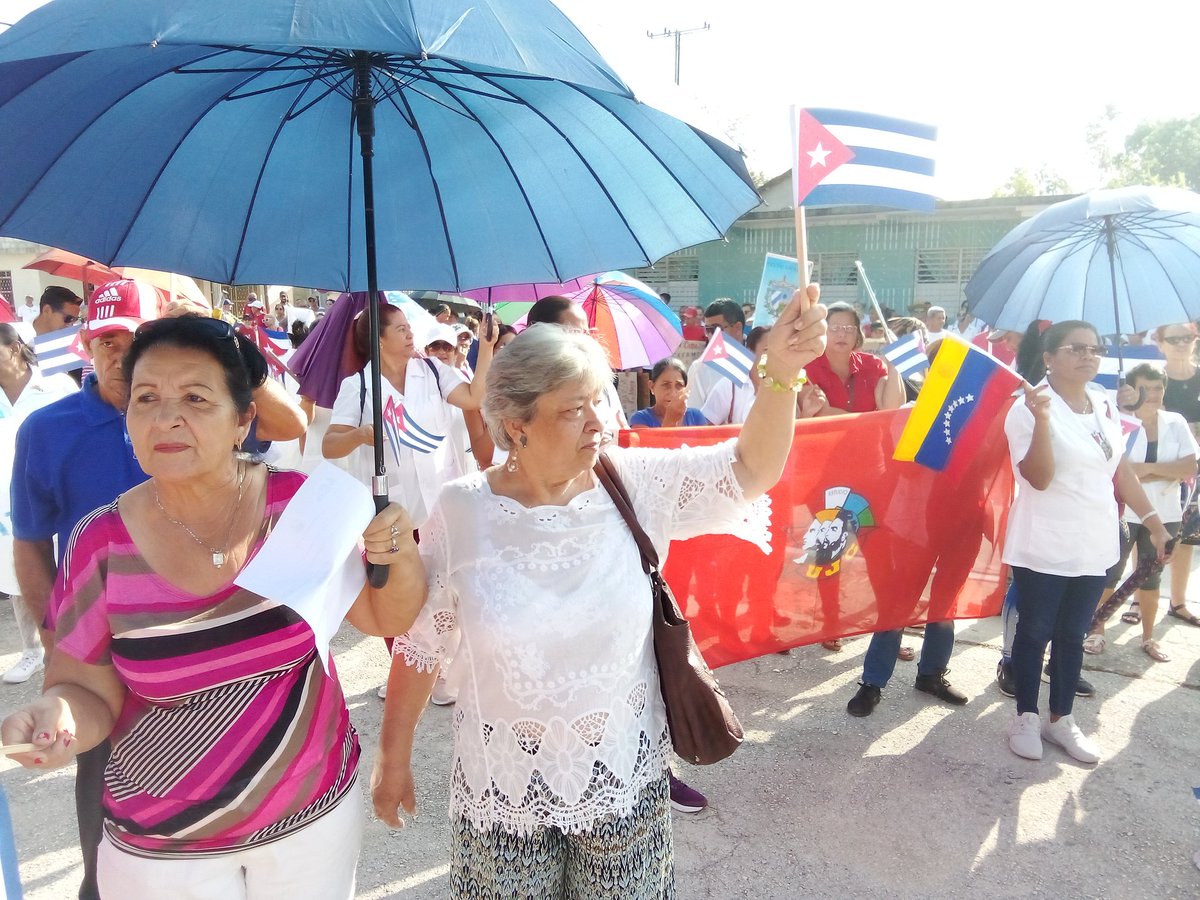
[917,248,988,284]
[813,253,858,287]
[0,271,13,305]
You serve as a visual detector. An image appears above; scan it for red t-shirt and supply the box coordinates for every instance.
[806,351,888,412]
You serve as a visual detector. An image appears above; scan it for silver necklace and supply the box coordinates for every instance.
[154,462,247,568]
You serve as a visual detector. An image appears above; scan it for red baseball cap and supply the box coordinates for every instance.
[86,279,158,337]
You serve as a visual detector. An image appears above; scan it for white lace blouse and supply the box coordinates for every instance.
[394,440,770,836]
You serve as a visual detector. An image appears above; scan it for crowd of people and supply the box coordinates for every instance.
[0,277,1197,897]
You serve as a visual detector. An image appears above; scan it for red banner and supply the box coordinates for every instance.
[620,406,1014,668]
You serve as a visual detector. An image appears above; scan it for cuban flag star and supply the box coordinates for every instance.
[700,327,755,385]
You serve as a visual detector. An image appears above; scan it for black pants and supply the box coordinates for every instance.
[76,740,110,900]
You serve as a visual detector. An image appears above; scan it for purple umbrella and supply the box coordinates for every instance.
[288,291,367,408]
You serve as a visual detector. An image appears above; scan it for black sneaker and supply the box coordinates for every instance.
[914,669,969,705]
[1043,663,1095,697]
[847,682,881,717]
[996,659,1015,697]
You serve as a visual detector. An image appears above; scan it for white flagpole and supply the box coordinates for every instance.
[854,260,897,343]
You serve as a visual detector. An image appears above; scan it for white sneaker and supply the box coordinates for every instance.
[430,675,457,707]
[3,650,44,685]
[1008,712,1043,760]
[1042,714,1100,764]
[376,683,388,700]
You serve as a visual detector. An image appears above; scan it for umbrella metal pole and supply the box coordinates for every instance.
[1104,215,1126,374]
[355,53,390,588]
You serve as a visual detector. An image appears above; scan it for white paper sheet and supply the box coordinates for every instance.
[235,462,374,673]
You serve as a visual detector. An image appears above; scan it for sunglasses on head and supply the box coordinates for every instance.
[136,315,238,343]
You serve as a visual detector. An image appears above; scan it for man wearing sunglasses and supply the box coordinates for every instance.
[30,285,83,338]
[685,298,751,423]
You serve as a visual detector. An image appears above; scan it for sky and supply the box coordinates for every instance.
[3,0,1198,200]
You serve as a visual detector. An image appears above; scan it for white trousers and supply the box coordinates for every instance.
[97,782,363,900]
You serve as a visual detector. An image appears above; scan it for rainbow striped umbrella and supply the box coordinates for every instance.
[571,272,682,369]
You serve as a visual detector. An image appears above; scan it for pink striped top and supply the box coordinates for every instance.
[50,468,359,858]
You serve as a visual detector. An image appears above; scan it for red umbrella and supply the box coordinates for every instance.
[23,247,117,295]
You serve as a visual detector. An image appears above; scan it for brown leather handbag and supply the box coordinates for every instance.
[595,454,743,765]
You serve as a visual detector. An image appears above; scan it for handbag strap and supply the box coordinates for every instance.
[594,453,659,575]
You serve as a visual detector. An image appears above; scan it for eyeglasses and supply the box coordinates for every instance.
[426,341,454,352]
[1056,343,1107,358]
[1162,335,1196,345]
[828,324,861,335]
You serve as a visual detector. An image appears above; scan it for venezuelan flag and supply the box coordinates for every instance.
[894,338,1022,473]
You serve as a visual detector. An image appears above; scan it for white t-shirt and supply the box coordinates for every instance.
[1003,382,1124,576]
[328,358,467,528]
[1123,409,1199,524]
[700,377,754,425]
[0,372,79,594]
[17,304,38,324]
[395,441,769,837]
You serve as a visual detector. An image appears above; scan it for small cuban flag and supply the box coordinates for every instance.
[383,396,445,461]
[33,324,88,376]
[881,332,929,378]
[700,328,755,385]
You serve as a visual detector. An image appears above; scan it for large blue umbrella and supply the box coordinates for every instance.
[965,185,1200,337]
[0,0,759,579]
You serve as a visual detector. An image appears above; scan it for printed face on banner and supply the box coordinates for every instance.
[797,485,875,578]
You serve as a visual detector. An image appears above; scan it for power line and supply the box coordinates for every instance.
[646,23,710,86]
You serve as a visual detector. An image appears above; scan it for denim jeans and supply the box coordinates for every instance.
[862,620,956,688]
[1010,567,1105,717]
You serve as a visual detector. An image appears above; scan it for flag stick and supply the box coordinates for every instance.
[854,260,897,342]
[793,205,809,291]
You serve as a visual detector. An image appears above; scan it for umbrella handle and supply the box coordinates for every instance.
[367,492,391,588]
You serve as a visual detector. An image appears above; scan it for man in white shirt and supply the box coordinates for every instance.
[17,295,38,324]
[687,298,754,424]
[925,305,949,340]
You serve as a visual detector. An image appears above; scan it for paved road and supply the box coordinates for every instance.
[3,580,1199,899]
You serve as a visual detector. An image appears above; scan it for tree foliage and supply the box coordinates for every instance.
[1113,116,1200,190]
[992,166,1071,198]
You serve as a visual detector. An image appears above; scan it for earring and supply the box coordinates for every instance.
[505,448,520,473]
[519,435,528,448]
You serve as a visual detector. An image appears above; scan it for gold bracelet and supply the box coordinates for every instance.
[756,355,807,393]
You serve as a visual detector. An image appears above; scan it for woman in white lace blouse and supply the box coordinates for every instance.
[372,288,827,898]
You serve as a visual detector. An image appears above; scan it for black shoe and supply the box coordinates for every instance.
[847,682,881,717]
[1043,663,1095,697]
[996,659,1015,697]
[915,669,969,705]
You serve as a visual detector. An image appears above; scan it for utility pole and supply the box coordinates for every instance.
[646,23,710,86]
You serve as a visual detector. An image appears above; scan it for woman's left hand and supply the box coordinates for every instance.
[761,285,827,383]
[363,503,418,565]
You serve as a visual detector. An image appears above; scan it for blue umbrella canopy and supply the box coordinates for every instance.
[965,185,1200,336]
[0,0,759,292]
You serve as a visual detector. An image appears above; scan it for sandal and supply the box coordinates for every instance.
[821,639,843,652]
[1167,604,1200,627]
[1120,602,1141,625]
[897,645,916,662]
[1082,633,1106,655]
[1141,639,1170,663]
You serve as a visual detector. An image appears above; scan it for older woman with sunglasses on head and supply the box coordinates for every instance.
[1146,322,1200,626]
[1004,320,1169,765]
[1,316,427,900]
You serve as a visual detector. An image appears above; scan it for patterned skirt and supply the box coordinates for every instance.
[450,774,674,900]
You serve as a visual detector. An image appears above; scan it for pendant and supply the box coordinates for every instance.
[212,551,225,568]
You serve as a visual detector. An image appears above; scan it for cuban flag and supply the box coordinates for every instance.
[1093,344,1164,391]
[33,324,88,376]
[881,333,929,378]
[700,328,755,385]
[383,396,444,461]
[792,107,937,211]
